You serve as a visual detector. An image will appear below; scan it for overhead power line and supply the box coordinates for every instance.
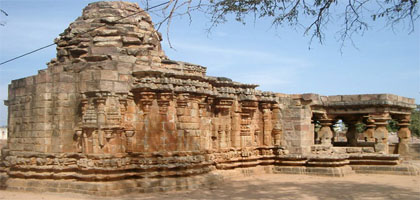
[0,1,170,66]
[0,44,56,66]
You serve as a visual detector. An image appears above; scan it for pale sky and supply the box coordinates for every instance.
[0,0,419,126]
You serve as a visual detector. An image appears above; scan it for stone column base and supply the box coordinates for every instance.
[5,173,223,196]
[273,166,354,177]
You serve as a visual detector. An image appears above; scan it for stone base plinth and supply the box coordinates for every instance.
[273,166,354,177]
[350,164,420,176]
[0,172,7,190]
[5,174,222,196]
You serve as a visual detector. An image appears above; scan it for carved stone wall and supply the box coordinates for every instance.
[1,1,417,196]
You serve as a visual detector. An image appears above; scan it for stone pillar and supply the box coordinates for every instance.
[80,99,89,123]
[272,122,283,146]
[397,115,411,157]
[95,98,106,149]
[198,96,210,150]
[211,119,218,151]
[82,131,89,154]
[261,103,272,146]
[125,130,135,153]
[214,98,233,149]
[239,100,258,148]
[345,120,359,147]
[139,92,155,114]
[271,104,283,146]
[158,92,171,150]
[138,91,156,152]
[225,124,231,149]
[119,98,128,127]
[317,117,333,146]
[218,125,227,149]
[240,112,252,147]
[373,114,390,153]
[75,130,83,153]
[231,112,241,148]
[175,93,189,151]
[254,129,260,146]
[363,116,376,142]
[120,97,136,153]
[189,95,203,151]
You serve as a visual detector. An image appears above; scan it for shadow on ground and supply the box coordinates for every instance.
[118,176,420,200]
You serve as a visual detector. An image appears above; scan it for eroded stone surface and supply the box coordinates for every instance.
[1,1,418,196]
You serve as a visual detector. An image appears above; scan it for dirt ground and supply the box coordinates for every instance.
[0,173,419,200]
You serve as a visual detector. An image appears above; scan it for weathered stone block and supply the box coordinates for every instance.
[114,55,137,63]
[2,1,417,197]
[342,95,360,102]
[35,83,52,93]
[94,41,122,47]
[98,81,114,91]
[122,36,141,45]
[113,81,129,93]
[91,46,119,55]
[94,29,119,36]
[327,95,342,102]
[99,70,119,81]
[93,36,121,43]
[83,55,109,62]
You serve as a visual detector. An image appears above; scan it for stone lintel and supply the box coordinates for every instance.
[321,94,415,109]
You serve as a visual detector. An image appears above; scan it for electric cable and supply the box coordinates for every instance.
[0,1,170,66]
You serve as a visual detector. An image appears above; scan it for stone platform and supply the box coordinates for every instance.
[0,1,418,196]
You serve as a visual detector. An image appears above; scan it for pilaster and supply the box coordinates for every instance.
[363,116,376,142]
[372,113,390,153]
[396,115,411,157]
[318,116,333,146]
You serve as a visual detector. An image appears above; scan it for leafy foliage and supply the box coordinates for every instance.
[144,0,419,48]
[355,123,366,133]
[387,119,399,133]
[410,105,420,137]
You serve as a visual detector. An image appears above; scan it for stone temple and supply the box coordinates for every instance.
[0,1,418,196]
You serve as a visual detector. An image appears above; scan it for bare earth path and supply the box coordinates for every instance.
[0,173,419,200]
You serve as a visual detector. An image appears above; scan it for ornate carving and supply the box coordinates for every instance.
[396,115,411,156]
[241,100,258,113]
[125,130,135,153]
[3,1,417,195]
[139,92,156,113]
[363,116,376,142]
[272,122,283,146]
[344,117,361,147]
[157,92,172,113]
[372,113,391,153]
[261,102,272,146]
[215,98,234,113]
[176,93,189,108]
[240,113,252,136]
[75,130,83,153]
[317,114,333,146]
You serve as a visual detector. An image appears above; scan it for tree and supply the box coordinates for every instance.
[144,0,419,49]
[355,123,366,133]
[410,105,420,137]
[0,9,7,26]
[387,119,399,133]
